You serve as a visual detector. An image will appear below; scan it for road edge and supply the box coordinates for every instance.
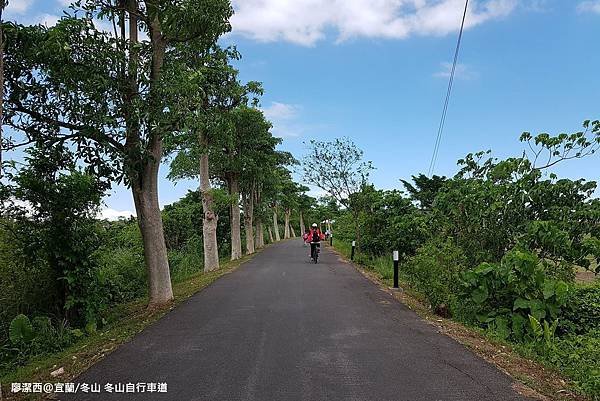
[0,245,269,401]
[324,243,589,401]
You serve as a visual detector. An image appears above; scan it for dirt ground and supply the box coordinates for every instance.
[575,270,598,284]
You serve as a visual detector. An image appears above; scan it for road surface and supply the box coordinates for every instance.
[63,240,531,401]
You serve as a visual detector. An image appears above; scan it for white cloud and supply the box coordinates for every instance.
[433,62,478,79]
[577,1,600,14]
[231,0,519,46]
[262,102,304,137]
[99,208,135,221]
[57,0,73,6]
[35,14,60,27]
[262,102,300,121]
[5,0,35,15]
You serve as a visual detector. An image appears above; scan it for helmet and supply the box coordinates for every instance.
[312,223,318,228]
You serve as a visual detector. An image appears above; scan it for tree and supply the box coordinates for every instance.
[251,150,295,249]
[266,167,297,241]
[521,120,600,170]
[166,45,261,270]
[302,137,373,208]
[400,174,447,210]
[296,190,313,236]
[2,144,106,326]
[279,178,307,239]
[231,107,281,254]
[211,106,277,259]
[437,122,600,272]
[302,137,373,245]
[3,0,234,306]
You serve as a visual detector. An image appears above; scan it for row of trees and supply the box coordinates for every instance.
[306,129,599,324]
[304,127,599,272]
[306,127,600,397]
[0,0,314,319]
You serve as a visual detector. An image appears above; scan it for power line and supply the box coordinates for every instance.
[428,0,469,177]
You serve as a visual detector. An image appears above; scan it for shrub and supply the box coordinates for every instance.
[97,247,147,304]
[559,283,600,335]
[0,224,62,333]
[548,330,600,399]
[461,248,570,341]
[402,239,467,315]
[9,315,34,344]
[169,236,203,282]
[94,220,147,305]
[1,314,77,375]
[29,316,76,355]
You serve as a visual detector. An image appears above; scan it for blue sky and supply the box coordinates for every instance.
[5,0,600,218]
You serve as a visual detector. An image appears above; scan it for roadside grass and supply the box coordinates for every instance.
[0,250,262,401]
[328,240,594,401]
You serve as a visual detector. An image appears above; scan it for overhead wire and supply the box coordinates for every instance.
[427,0,469,177]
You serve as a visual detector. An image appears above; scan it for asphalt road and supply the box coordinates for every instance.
[62,240,531,401]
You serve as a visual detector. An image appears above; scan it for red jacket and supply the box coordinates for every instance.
[305,228,325,243]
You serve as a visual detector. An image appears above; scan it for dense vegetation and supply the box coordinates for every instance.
[0,0,316,379]
[0,1,598,399]
[308,128,600,399]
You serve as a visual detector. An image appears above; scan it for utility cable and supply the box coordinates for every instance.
[428,0,469,176]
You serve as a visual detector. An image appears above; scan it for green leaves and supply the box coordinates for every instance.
[461,248,571,341]
[559,283,600,335]
[471,285,489,304]
[513,297,530,310]
[494,316,510,340]
[9,314,34,344]
[302,137,374,208]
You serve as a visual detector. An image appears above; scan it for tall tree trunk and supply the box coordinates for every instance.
[254,221,260,248]
[228,176,242,260]
[268,226,274,243]
[272,207,281,241]
[255,220,264,248]
[290,224,296,238]
[243,191,255,254]
[259,223,265,247]
[128,2,172,307]
[131,161,173,307]
[299,211,305,236]
[284,208,291,239]
[199,132,219,272]
[244,214,255,254]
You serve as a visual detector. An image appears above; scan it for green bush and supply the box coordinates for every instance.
[97,247,147,304]
[169,236,203,282]
[402,239,467,315]
[1,314,77,375]
[559,283,600,335]
[0,225,61,334]
[9,315,34,344]
[461,248,570,341]
[546,330,600,399]
[94,220,147,305]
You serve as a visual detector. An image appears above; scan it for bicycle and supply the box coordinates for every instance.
[310,241,320,264]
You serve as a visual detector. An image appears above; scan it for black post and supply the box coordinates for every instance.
[351,240,356,261]
[330,234,333,246]
[393,250,399,289]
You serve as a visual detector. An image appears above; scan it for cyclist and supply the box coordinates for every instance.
[306,223,324,261]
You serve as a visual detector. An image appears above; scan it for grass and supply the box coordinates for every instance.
[0,250,261,401]
[329,239,594,401]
